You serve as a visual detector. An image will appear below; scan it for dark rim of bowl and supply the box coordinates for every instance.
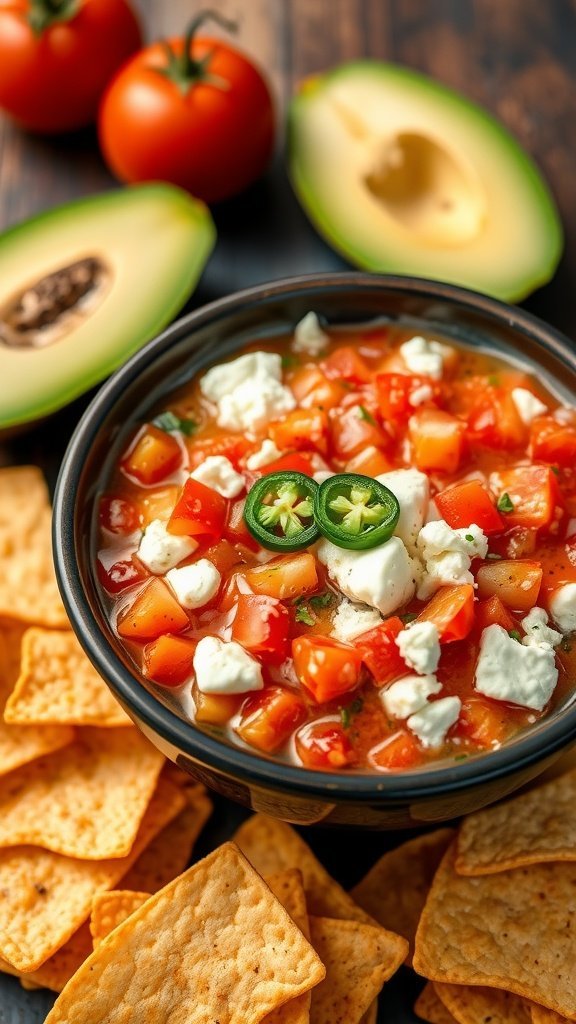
[54,272,576,802]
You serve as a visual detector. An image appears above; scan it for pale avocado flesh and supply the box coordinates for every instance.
[288,62,562,301]
[0,184,215,430]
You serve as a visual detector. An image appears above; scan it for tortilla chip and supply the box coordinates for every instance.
[413,844,576,1019]
[456,769,576,875]
[0,924,94,993]
[435,983,532,1024]
[4,628,131,727]
[0,726,164,859]
[121,783,212,891]
[0,777,186,972]
[308,916,395,1024]
[234,814,406,966]
[415,983,458,1024]
[351,828,454,964]
[90,891,150,949]
[532,1008,572,1024]
[264,870,310,1024]
[0,467,67,627]
[45,843,326,1024]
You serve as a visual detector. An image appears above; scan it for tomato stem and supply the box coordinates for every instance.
[157,9,238,95]
[28,0,78,34]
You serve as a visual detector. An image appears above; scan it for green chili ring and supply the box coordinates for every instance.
[244,470,320,552]
[315,473,400,550]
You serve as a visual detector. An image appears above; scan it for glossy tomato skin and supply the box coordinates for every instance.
[0,0,141,133]
[99,36,275,203]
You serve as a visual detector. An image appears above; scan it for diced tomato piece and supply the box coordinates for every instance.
[435,481,504,535]
[258,452,313,476]
[231,594,290,659]
[464,386,526,450]
[531,416,576,468]
[194,687,242,725]
[458,698,513,748]
[224,499,259,550]
[244,553,318,600]
[355,616,406,685]
[138,486,180,527]
[99,496,139,535]
[295,721,356,769]
[143,634,196,687]
[292,636,363,703]
[96,555,147,595]
[321,345,371,383]
[493,465,560,530]
[376,373,439,420]
[370,731,423,770]
[167,478,228,542]
[475,595,516,633]
[269,408,329,455]
[117,578,189,640]
[201,540,245,579]
[188,435,251,470]
[344,446,392,477]
[330,404,390,460]
[122,425,182,485]
[416,585,474,642]
[409,409,464,474]
[476,560,543,612]
[236,687,307,753]
[288,365,348,411]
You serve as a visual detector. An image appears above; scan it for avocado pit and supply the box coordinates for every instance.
[0,257,111,349]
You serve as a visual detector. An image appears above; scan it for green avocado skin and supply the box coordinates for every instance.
[288,60,563,302]
[0,183,216,431]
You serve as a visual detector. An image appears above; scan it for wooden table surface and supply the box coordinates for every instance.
[0,2,575,1019]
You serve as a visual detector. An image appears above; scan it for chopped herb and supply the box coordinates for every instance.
[497,492,514,513]
[551,465,560,476]
[454,754,468,762]
[295,604,315,626]
[357,405,376,425]
[400,612,418,624]
[561,637,573,653]
[309,591,334,609]
[340,696,364,730]
[281,354,300,369]
[465,533,474,542]
[152,411,197,436]
[350,697,364,715]
[508,629,522,642]
[487,375,500,387]
[340,707,351,729]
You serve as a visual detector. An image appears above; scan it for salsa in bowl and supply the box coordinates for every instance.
[54,275,576,826]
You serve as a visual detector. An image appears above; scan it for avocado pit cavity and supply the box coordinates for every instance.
[0,257,111,349]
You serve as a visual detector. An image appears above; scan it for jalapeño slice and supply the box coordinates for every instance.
[315,473,400,550]
[244,471,320,552]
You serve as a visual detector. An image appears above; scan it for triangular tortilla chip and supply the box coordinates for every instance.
[435,982,532,1024]
[0,924,93,993]
[45,843,325,1024]
[532,1007,572,1024]
[415,983,458,1024]
[264,869,310,1024]
[90,891,150,949]
[309,916,395,1024]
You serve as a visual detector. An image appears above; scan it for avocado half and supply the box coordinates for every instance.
[288,62,562,301]
[0,184,215,431]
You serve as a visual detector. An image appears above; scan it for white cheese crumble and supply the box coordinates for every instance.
[292,311,329,356]
[166,559,221,610]
[416,520,488,600]
[245,439,283,471]
[520,607,562,649]
[199,351,296,435]
[377,468,429,551]
[137,519,197,575]
[407,696,461,748]
[193,636,263,695]
[511,388,548,425]
[190,455,245,499]
[549,583,576,633]
[317,536,419,616]
[330,599,383,642]
[396,621,441,675]
[313,470,335,485]
[380,674,441,719]
[409,384,434,407]
[399,336,452,380]
[474,624,558,711]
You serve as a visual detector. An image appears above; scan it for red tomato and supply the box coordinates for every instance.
[269,408,329,455]
[117,579,189,640]
[96,554,146,594]
[370,731,423,770]
[409,408,464,474]
[460,382,526,450]
[168,478,228,542]
[224,499,258,550]
[99,495,139,535]
[231,594,289,659]
[531,416,576,467]
[188,434,251,470]
[475,595,516,633]
[355,617,406,685]
[143,634,196,688]
[288,366,347,411]
[244,553,318,601]
[416,585,475,643]
[236,687,307,754]
[321,346,370,383]
[330,404,390,460]
[256,452,314,476]
[292,636,363,704]
[344,446,392,477]
[295,721,356,769]
[476,560,543,612]
[0,0,141,133]
[122,425,182,485]
[376,373,440,420]
[494,465,560,530]
[458,698,514,748]
[99,12,274,203]
[435,481,504,535]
